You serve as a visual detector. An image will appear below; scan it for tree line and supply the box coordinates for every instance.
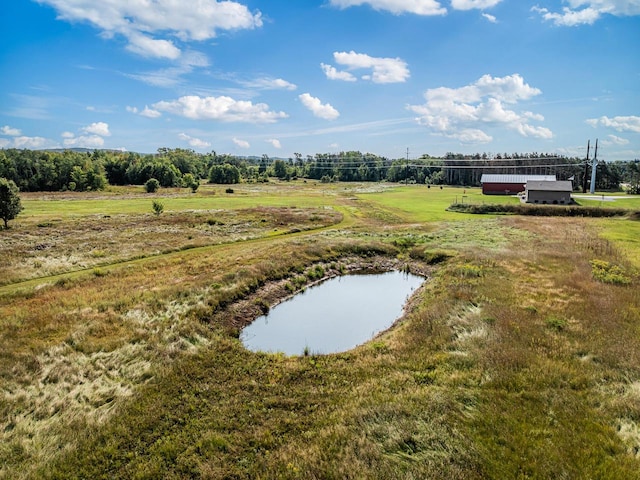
[1,147,638,193]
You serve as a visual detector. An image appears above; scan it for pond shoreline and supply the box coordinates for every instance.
[211,255,434,339]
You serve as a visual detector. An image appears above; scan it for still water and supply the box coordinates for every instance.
[240,270,424,356]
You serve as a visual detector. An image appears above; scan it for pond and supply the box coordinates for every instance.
[240,270,424,356]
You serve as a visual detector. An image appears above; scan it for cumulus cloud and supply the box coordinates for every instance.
[62,122,111,148]
[407,73,552,144]
[266,138,282,149]
[81,122,111,136]
[1,125,22,136]
[532,1,640,26]
[63,135,105,148]
[141,107,162,118]
[324,51,410,84]
[178,133,211,148]
[152,95,288,123]
[233,137,250,148]
[329,0,447,15]
[35,0,262,59]
[321,63,357,82]
[128,105,163,118]
[13,136,49,148]
[299,93,340,120]
[586,115,640,133]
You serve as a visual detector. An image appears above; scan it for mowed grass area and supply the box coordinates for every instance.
[1,183,639,479]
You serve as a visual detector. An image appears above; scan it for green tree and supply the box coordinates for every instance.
[145,178,160,193]
[182,173,199,192]
[208,163,240,184]
[272,159,288,179]
[0,177,23,228]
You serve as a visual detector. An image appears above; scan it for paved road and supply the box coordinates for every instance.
[573,194,640,202]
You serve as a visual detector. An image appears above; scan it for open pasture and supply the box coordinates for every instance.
[1,182,639,479]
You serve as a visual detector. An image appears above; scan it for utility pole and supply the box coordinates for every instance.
[582,140,590,193]
[405,147,409,185]
[589,139,598,194]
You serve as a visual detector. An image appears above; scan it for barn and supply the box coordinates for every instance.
[480,174,557,195]
[524,181,574,204]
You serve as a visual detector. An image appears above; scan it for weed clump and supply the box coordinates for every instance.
[545,316,567,332]
[590,259,632,285]
[410,248,454,264]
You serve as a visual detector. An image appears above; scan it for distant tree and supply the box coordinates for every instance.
[0,178,23,228]
[272,159,288,179]
[208,163,240,184]
[183,173,199,192]
[145,178,160,193]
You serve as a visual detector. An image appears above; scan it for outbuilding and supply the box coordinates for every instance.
[480,174,557,195]
[524,180,574,204]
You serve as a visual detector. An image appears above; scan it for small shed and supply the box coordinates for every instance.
[480,174,557,195]
[524,181,573,204]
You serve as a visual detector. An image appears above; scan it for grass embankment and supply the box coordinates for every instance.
[1,183,639,478]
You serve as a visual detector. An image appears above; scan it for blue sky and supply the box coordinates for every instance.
[1,0,639,161]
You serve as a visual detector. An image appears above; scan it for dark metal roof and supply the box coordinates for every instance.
[481,174,556,184]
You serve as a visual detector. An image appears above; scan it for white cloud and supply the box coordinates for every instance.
[125,32,181,60]
[0,139,9,148]
[586,115,640,133]
[329,0,447,15]
[321,63,357,82]
[242,77,297,90]
[407,73,551,144]
[82,122,111,136]
[602,134,629,146]
[35,0,263,59]
[126,50,210,87]
[61,122,111,148]
[152,95,288,123]
[327,51,410,84]
[178,133,211,148]
[1,125,22,136]
[129,105,162,118]
[233,137,250,148]
[482,12,497,22]
[12,136,48,148]
[532,6,601,25]
[63,135,105,148]
[141,106,162,118]
[451,0,503,10]
[299,93,340,120]
[266,138,282,149]
[532,1,640,26]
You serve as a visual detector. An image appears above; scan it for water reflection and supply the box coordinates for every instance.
[241,270,424,355]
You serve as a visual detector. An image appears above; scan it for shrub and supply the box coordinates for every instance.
[152,200,164,216]
[145,178,160,193]
[590,259,632,285]
[545,316,567,332]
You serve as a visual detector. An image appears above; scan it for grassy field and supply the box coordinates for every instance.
[1,182,639,479]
